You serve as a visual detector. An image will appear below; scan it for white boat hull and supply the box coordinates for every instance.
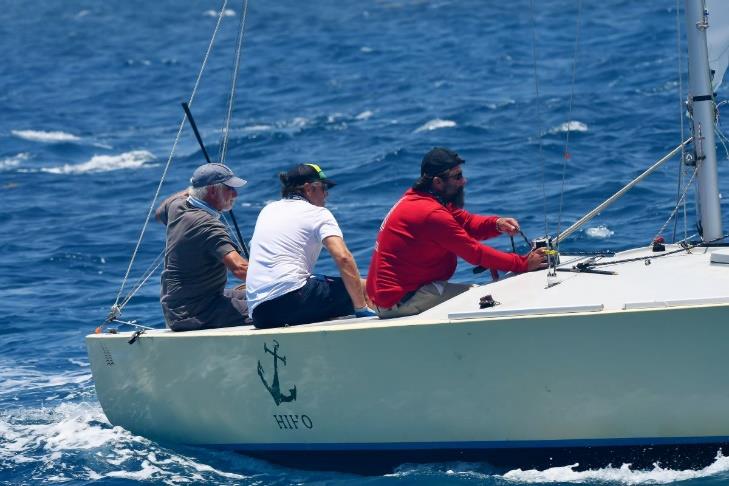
[87,248,729,472]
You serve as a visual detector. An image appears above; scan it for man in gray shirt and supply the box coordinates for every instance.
[156,163,250,331]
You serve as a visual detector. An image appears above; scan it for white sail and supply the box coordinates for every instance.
[707,0,729,90]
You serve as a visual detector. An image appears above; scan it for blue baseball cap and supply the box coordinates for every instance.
[190,163,247,188]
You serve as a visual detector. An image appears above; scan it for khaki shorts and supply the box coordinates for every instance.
[375,281,472,319]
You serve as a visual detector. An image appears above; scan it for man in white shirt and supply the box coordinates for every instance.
[245,163,375,328]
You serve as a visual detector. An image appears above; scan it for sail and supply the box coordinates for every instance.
[708,0,729,90]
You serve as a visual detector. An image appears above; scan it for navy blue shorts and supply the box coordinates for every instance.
[252,275,354,329]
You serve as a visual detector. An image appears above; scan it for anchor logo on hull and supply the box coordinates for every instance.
[257,339,297,405]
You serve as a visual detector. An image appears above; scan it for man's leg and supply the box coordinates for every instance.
[203,288,249,329]
[376,281,472,319]
[252,276,354,328]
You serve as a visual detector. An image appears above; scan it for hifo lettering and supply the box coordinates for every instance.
[273,414,314,430]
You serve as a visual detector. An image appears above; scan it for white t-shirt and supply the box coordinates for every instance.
[245,198,343,314]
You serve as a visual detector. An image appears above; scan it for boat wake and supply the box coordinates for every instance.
[500,455,729,484]
[0,401,251,484]
[385,455,729,485]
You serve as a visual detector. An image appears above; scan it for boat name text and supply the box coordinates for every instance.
[273,414,313,430]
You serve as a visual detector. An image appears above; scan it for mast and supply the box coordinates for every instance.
[685,0,723,240]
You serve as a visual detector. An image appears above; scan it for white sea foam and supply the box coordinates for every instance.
[549,121,589,134]
[0,152,29,169]
[42,150,155,174]
[501,453,729,484]
[585,224,615,239]
[203,9,235,17]
[360,46,374,53]
[0,401,249,483]
[243,124,273,132]
[11,130,81,143]
[0,366,91,399]
[356,110,374,120]
[414,118,457,133]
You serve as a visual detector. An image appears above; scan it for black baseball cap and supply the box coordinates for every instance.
[285,163,336,188]
[421,147,465,177]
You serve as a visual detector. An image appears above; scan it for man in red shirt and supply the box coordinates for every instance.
[366,147,547,318]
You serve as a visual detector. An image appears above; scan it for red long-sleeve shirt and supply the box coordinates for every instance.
[366,189,528,308]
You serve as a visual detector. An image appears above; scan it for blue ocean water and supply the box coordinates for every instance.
[2,0,729,484]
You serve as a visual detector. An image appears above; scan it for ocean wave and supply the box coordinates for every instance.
[414,119,457,133]
[548,121,589,134]
[0,152,29,170]
[356,110,374,120]
[203,9,235,17]
[242,124,274,132]
[501,453,729,484]
[41,150,155,175]
[585,224,615,239]
[11,130,81,143]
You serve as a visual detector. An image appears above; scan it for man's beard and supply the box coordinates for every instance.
[445,187,465,208]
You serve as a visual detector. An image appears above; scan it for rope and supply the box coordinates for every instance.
[112,0,230,313]
[221,213,243,249]
[528,0,548,236]
[672,0,687,243]
[119,250,165,309]
[714,101,729,160]
[653,165,699,244]
[555,0,583,249]
[218,0,250,165]
[576,233,728,269]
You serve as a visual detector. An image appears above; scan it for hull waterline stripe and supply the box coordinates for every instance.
[199,435,729,452]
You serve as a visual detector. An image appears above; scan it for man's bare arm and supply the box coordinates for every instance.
[323,236,367,309]
[223,250,248,281]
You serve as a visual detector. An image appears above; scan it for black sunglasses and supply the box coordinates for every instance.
[436,170,464,181]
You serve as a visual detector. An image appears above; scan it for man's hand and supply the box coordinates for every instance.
[526,247,548,271]
[496,217,520,236]
[223,250,248,280]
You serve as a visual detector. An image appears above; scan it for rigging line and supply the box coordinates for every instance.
[222,213,242,248]
[109,319,156,331]
[653,165,699,245]
[529,0,548,236]
[554,0,582,249]
[119,249,165,310]
[714,101,729,160]
[673,0,687,242]
[218,0,250,165]
[113,0,230,309]
[119,255,162,309]
[576,233,728,269]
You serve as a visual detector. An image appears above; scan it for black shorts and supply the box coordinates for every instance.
[252,275,354,329]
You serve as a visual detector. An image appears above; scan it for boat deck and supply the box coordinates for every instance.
[95,244,729,340]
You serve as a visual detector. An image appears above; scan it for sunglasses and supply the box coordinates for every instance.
[436,170,464,181]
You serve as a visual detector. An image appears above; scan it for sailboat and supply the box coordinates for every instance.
[86,0,729,474]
